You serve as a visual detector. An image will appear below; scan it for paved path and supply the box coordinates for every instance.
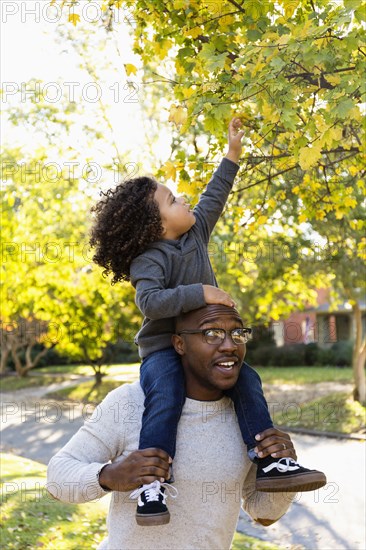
[1,380,365,550]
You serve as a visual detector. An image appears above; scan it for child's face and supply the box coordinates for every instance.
[154,183,196,240]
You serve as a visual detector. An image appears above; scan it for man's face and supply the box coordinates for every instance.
[172,305,247,401]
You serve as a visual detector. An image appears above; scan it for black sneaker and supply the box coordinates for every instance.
[130,481,178,526]
[255,456,327,493]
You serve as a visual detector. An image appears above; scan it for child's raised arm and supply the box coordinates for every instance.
[192,117,243,243]
[225,117,244,165]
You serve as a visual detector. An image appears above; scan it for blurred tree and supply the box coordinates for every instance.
[1,85,139,382]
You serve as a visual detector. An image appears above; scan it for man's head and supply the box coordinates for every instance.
[172,304,250,401]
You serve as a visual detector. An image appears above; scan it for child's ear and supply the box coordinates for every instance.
[171,334,184,356]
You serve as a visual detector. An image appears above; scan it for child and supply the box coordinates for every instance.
[90,118,326,526]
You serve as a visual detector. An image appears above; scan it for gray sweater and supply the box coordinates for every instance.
[47,381,295,550]
[130,158,240,358]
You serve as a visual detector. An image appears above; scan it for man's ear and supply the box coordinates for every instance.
[171,334,184,356]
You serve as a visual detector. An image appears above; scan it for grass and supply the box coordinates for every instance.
[36,363,140,376]
[0,375,70,393]
[0,453,279,550]
[46,380,125,405]
[0,453,109,549]
[273,391,366,435]
[232,532,281,549]
[256,366,353,385]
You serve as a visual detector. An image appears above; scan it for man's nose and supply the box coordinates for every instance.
[218,333,238,351]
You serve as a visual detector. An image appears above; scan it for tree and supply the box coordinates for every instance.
[1,83,139,380]
[63,0,365,400]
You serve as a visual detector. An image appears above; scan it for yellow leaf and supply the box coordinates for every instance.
[218,15,235,28]
[153,39,173,60]
[161,161,177,181]
[344,197,357,208]
[282,0,298,18]
[349,166,358,176]
[298,143,322,170]
[326,74,341,86]
[299,213,307,223]
[68,13,80,26]
[182,87,196,99]
[267,198,277,209]
[178,179,194,195]
[168,105,188,127]
[292,185,300,195]
[257,215,268,225]
[124,64,138,76]
[315,210,326,220]
[183,27,202,39]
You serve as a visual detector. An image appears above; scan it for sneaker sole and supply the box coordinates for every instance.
[256,472,327,493]
[136,511,170,526]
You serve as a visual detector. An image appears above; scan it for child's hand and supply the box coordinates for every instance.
[225,117,244,164]
[203,285,236,308]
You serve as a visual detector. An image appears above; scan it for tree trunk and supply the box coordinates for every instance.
[93,367,104,386]
[11,342,54,377]
[0,347,10,374]
[11,345,27,377]
[352,303,366,404]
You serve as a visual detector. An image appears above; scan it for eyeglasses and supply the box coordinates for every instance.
[177,327,252,345]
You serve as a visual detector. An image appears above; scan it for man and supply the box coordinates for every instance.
[47,305,299,550]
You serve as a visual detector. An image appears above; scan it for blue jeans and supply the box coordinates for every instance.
[139,347,273,458]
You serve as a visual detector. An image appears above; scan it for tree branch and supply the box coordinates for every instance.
[226,0,246,13]
[233,166,297,193]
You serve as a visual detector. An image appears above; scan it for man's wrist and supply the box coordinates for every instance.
[97,464,112,492]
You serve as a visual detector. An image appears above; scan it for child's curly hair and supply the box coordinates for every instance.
[90,176,163,284]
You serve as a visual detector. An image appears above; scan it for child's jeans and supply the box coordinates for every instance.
[139,346,273,459]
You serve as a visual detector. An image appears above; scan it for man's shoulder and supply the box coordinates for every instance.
[99,380,144,409]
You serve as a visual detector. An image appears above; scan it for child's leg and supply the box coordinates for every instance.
[225,362,327,493]
[224,361,273,452]
[139,347,185,460]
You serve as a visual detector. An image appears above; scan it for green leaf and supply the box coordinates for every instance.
[246,29,262,41]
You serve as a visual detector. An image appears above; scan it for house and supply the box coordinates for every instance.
[272,289,366,347]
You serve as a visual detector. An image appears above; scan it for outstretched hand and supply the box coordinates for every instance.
[226,117,244,164]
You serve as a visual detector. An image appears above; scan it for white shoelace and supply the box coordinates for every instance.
[130,480,178,503]
[262,457,302,474]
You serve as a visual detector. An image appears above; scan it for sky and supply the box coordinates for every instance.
[1,1,173,187]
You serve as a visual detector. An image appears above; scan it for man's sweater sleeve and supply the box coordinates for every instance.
[241,463,296,524]
[193,157,239,243]
[47,388,129,503]
[130,256,206,320]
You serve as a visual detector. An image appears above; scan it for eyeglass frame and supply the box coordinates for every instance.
[176,327,252,345]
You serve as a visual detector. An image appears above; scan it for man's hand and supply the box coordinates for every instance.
[254,428,297,461]
[203,285,236,308]
[98,448,170,492]
[225,117,244,164]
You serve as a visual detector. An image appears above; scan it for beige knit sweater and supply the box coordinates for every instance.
[47,382,294,550]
